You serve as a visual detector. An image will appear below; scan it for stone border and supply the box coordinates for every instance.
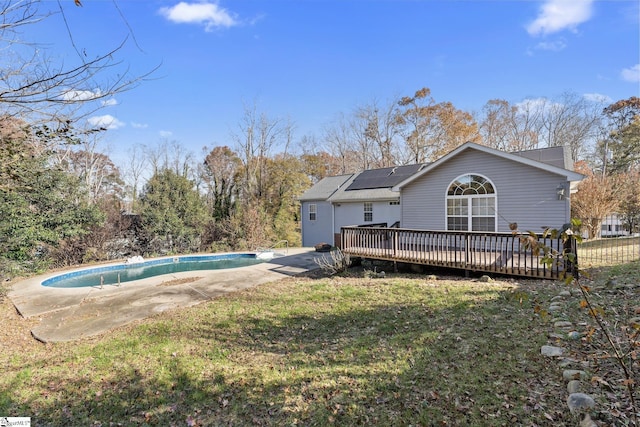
[540,289,598,426]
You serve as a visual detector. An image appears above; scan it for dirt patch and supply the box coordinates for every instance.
[0,297,45,351]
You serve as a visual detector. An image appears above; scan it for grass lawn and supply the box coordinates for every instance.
[578,236,640,267]
[1,264,638,426]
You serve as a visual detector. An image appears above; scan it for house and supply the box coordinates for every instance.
[299,142,584,248]
[600,213,630,237]
[299,174,353,248]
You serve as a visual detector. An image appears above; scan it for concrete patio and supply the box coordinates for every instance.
[8,248,322,343]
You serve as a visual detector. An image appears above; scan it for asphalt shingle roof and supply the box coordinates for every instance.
[298,174,353,201]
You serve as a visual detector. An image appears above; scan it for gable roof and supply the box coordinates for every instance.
[392,142,584,191]
[298,174,353,201]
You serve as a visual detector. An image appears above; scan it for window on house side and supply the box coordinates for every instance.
[364,202,373,222]
[446,174,496,232]
[309,204,317,221]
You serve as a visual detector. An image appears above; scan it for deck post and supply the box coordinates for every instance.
[393,230,398,258]
[464,233,470,268]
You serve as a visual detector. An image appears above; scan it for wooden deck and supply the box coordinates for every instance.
[341,226,576,279]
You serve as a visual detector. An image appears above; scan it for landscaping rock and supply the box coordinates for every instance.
[551,295,565,302]
[567,393,596,414]
[479,275,493,282]
[567,380,581,393]
[559,290,571,297]
[548,332,565,340]
[426,274,438,281]
[604,278,618,288]
[541,345,564,357]
[567,331,581,340]
[548,304,562,312]
[554,320,573,329]
[563,370,587,381]
[559,358,576,368]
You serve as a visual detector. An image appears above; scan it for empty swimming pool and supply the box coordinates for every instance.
[42,253,266,288]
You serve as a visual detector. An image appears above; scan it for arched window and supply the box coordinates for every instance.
[446,174,496,231]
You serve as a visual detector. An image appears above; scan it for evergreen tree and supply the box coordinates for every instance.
[139,168,209,254]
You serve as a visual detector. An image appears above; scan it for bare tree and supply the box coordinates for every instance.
[572,168,620,239]
[123,144,149,213]
[322,112,362,174]
[479,99,538,152]
[145,139,194,178]
[537,92,603,161]
[354,98,401,168]
[0,1,154,123]
[55,133,124,203]
[396,87,437,164]
[515,93,603,161]
[232,101,292,201]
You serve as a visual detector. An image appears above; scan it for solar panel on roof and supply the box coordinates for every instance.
[345,164,425,191]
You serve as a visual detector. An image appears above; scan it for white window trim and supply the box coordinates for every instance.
[364,202,373,222]
[309,203,317,221]
[445,173,497,232]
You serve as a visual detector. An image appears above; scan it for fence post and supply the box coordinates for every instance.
[564,235,578,280]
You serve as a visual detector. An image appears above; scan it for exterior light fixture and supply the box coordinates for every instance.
[556,184,566,201]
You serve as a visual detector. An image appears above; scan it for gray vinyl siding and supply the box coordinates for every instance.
[301,201,334,247]
[334,201,401,233]
[401,149,571,232]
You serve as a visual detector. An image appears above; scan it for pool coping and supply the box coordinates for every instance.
[8,248,322,343]
[41,252,261,287]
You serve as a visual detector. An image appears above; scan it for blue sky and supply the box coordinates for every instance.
[31,0,640,162]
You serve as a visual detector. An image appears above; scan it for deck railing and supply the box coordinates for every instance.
[341,226,576,279]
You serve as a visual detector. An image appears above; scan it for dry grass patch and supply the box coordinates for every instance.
[0,271,610,426]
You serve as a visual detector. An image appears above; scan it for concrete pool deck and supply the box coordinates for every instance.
[8,248,323,343]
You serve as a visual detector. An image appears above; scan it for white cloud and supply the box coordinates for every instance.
[131,122,149,129]
[583,93,612,104]
[159,2,238,31]
[516,97,548,111]
[62,89,102,102]
[621,64,640,82]
[87,114,125,130]
[159,130,173,138]
[516,97,564,115]
[533,39,567,52]
[101,98,118,107]
[527,0,594,36]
